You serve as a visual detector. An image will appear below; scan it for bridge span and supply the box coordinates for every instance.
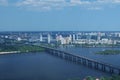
[40,46,120,75]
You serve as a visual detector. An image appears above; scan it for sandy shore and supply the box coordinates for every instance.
[0,51,21,54]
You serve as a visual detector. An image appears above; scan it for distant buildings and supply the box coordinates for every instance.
[0,31,120,45]
[39,34,43,42]
[47,34,51,43]
[56,35,72,44]
[72,34,75,41]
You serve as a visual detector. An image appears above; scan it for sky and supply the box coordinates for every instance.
[0,0,120,31]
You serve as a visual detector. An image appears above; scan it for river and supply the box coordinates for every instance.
[60,47,120,66]
[0,47,117,80]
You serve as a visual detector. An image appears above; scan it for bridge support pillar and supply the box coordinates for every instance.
[73,56,77,62]
[64,54,69,60]
[78,57,82,64]
[109,67,114,74]
[55,51,59,56]
[94,62,99,69]
[101,64,106,72]
[69,55,73,61]
[49,50,53,54]
[82,58,87,65]
[58,52,61,57]
[60,53,65,58]
[52,51,55,55]
[88,60,92,68]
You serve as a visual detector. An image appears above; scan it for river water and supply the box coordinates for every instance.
[60,47,120,66]
[1,47,119,80]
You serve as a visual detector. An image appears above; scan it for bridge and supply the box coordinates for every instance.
[40,46,120,75]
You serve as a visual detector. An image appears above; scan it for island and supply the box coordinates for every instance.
[95,50,120,55]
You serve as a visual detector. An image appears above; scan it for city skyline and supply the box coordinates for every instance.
[0,0,120,31]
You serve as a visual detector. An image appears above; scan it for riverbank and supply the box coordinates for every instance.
[55,44,120,48]
[0,44,45,55]
[0,51,20,55]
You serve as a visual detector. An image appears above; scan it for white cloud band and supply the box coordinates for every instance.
[1,0,120,11]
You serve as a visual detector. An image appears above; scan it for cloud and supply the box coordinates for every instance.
[0,0,8,6]
[114,0,120,3]
[16,0,67,11]
[70,0,91,5]
[1,0,120,11]
[88,7,102,10]
[16,0,99,11]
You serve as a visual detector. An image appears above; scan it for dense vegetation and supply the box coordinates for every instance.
[95,50,120,55]
[0,44,44,53]
[68,75,120,80]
